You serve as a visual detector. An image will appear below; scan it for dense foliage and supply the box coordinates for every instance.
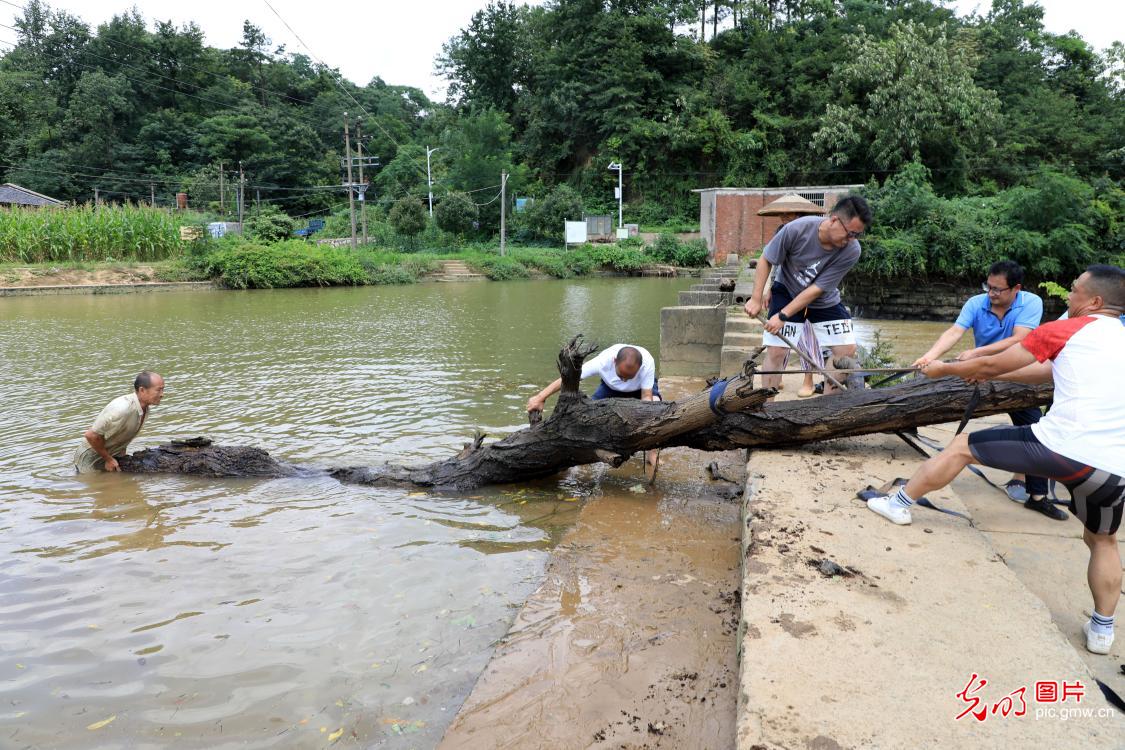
[0,0,1120,281]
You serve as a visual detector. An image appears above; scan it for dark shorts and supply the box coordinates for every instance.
[768,282,851,324]
[592,379,661,401]
[968,425,1124,535]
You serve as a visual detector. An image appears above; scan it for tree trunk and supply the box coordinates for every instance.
[119,338,1052,491]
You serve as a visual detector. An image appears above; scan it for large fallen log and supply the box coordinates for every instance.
[119,337,1052,491]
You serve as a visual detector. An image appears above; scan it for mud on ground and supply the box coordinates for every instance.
[440,380,747,749]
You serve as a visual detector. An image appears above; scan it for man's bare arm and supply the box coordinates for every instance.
[83,430,120,471]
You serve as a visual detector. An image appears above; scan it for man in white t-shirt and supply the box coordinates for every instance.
[865,264,1125,656]
[525,344,659,414]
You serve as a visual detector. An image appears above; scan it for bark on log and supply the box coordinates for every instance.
[118,338,1052,491]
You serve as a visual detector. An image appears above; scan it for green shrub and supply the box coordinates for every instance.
[649,233,680,264]
[245,204,297,242]
[524,184,584,243]
[434,191,479,236]
[389,197,428,244]
[674,238,709,267]
[575,243,647,271]
[469,255,531,280]
[203,240,367,288]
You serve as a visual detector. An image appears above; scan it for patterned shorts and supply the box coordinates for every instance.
[968,425,1124,535]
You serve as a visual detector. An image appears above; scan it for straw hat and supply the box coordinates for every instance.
[757,193,825,216]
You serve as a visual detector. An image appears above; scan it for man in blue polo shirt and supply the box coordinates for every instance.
[912,260,1064,520]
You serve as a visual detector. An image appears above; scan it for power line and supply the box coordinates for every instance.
[260,0,432,182]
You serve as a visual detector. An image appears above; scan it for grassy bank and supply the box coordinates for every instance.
[169,236,708,289]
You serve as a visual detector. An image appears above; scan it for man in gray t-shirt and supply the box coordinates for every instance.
[744,195,872,396]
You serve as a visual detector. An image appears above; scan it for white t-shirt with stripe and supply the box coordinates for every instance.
[1021,315,1125,476]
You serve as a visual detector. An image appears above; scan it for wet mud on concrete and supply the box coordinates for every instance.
[440,381,745,749]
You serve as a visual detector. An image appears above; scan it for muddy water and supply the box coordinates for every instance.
[853,318,970,361]
[0,278,690,749]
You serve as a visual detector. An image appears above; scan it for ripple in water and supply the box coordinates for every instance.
[0,279,691,747]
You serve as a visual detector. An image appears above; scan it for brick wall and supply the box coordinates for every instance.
[705,188,856,263]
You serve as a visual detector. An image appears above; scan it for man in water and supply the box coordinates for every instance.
[866,265,1125,655]
[743,195,872,397]
[526,344,659,412]
[911,260,1060,519]
[74,371,165,473]
[526,344,660,469]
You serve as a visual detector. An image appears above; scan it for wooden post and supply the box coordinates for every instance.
[357,121,368,245]
[343,112,357,250]
[499,171,508,257]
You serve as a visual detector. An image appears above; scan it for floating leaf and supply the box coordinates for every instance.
[87,715,116,730]
[328,728,343,742]
[452,615,476,628]
[415,664,427,673]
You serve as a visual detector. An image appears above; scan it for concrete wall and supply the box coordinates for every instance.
[696,186,862,264]
[660,305,726,377]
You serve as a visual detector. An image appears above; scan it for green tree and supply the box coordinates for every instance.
[434,191,479,236]
[525,184,583,243]
[812,21,1001,179]
[389,196,428,246]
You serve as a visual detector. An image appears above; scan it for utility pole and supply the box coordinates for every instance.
[499,170,508,257]
[94,186,99,208]
[238,161,245,227]
[150,181,155,207]
[219,160,225,218]
[426,146,440,217]
[608,161,623,229]
[255,189,260,218]
[357,121,368,245]
[344,112,357,250]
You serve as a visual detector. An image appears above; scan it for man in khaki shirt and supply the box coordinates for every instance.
[74,371,165,473]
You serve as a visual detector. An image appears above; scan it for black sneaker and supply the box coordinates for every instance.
[1024,498,1068,521]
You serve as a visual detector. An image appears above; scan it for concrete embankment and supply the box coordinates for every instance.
[0,281,215,296]
[439,379,747,749]
[736,377,1125,748]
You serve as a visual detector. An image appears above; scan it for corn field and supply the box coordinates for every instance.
[0,204,186,263]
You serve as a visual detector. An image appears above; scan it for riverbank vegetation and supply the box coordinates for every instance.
[178,236,706,289]
[0,0,1119,286]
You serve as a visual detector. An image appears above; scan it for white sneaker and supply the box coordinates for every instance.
[867,494,912,525]
[1083,621,1114,655]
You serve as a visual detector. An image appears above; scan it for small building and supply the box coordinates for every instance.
[0,183,65,208]
[695,185,862,265]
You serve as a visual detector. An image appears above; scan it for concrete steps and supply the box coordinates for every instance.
[719,307,762,376]
[433,260,486,282]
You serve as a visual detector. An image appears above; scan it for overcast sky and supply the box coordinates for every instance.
[1,0,1121,101]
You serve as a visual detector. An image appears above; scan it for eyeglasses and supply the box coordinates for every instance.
[834,215,864,239]
[982,283,1012,295]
